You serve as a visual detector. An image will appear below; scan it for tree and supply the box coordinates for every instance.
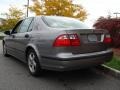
[93,17,120,48]
[0,6,24,31]
[29,0,87,21]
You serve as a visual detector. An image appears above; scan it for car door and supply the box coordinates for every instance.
[5,20,23,55]
[10,17,34,61]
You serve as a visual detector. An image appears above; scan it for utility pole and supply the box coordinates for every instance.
[26,0,29,17]
[113,12,120,18]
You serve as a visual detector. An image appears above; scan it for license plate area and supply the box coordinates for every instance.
[88,34,98,42]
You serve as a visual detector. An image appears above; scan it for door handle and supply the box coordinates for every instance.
[25,34,29,38]
[11,35,15,38]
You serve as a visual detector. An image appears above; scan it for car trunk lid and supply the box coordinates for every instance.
[65,29,110,54]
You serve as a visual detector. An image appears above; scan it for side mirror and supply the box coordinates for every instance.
[4,31,11,35]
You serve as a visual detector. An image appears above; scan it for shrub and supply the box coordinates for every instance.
[93,17,120,48]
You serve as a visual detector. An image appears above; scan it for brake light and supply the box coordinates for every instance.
[103,34,112,44]
[53,34,80,47]
[69,34,80,46]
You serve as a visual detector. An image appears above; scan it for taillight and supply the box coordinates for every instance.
[69,34,80,46]
[53,34,80,47]
[103,34,112,44]
[53,34,71,47]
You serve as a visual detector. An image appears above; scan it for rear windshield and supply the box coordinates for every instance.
[43,16,89,29]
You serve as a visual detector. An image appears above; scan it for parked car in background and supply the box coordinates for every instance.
[3,16,113,76]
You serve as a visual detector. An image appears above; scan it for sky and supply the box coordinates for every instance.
[0,0,120,27]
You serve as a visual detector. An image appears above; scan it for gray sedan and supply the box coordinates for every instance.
[3,16,113,76]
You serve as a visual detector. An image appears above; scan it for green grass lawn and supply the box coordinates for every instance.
[105,56,120,70]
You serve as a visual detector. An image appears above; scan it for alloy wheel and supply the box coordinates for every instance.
[28,52,37,73]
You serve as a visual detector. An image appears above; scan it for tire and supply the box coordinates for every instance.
[27,49,42,77]
[3,43,9,57]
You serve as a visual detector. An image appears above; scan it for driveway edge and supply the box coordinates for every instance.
[95,64,120,79]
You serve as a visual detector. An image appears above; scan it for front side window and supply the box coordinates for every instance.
[19,18,33,33]
[12,20,23,34]
[43,16,89,29]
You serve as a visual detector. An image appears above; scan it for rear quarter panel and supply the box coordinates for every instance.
[30,17,76,58]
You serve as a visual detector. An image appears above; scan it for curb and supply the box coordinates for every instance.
[95,64,120,79]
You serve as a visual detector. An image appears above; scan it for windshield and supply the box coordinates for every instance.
[43,16,89,29]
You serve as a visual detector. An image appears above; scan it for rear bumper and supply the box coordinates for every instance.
[41,49,113,71]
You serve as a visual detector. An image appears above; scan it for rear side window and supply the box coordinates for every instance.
[43,16,89,29]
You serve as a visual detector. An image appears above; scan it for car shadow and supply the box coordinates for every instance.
[41,68,103,82]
